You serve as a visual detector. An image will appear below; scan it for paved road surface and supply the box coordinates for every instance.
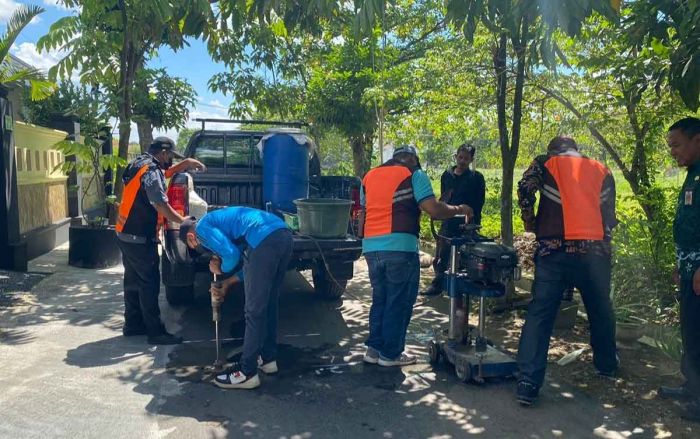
[0,245,649,438]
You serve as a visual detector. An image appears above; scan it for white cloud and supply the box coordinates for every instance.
[43,0,72,11]
[0,0,42,24]
[10,42,66,73]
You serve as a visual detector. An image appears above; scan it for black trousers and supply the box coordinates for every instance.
[680,277,700,397]
[239,229,293,376]
[117,239,165,336]
[430,222,459,290]
[517,251,618,388]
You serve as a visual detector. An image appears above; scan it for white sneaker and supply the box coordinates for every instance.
[363,347,379,364]
[213,371,260,389]
[257,356,278,374]
[378,353,417,367]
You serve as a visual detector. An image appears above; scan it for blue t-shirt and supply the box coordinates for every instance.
[361,169,435,253]
[195,207,289,276]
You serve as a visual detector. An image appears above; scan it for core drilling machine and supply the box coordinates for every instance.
[428,220,521,383]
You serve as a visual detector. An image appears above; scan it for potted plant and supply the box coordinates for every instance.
[49,85,126,268]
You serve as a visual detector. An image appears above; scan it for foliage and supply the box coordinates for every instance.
[132,68,197,132]
[37,0,213,198]
[210,0,448,176]
[0,5,55,100]
[611,184,678,318]
[44,83,125,226]
[22,81,105,126]
[626,0,700,111]
[176,127,199,151]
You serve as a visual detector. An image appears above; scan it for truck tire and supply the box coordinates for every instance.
[165,285,194,306]
[161,254,195,306]
[312,266,347,300]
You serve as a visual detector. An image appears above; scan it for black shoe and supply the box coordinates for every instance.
[680,399,700,423]
[420,286,442,297]
[659,385,693,401]
[516,381,539,406]
[147,332,183,345]
[122,326,147,337]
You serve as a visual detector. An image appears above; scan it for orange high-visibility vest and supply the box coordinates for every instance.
[116,164,162,239]
[362,163,421,238]
[538,155,611,240]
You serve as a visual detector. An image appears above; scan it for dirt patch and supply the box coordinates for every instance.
[0,270,49,308]
[484,309,697,438]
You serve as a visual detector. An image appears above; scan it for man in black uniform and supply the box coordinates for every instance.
[659,117,700,422]
[116,136,205,345]
[422,143,485,296]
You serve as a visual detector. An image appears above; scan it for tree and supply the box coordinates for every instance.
[627,0,700,111]
[211,0,447,176]
[0,5,54,100]
[132,68,197,152]
[442,0,618,246]
[38,0,212,198]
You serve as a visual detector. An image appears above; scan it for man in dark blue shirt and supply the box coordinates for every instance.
[422,143,485,296]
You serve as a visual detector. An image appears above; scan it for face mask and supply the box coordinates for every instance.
[193,244,214,260]
[161,157,173,170]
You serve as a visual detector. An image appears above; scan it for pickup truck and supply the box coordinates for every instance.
[160,120,363,305]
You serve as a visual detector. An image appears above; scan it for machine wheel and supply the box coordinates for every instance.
[312,266,347,300]
[455,361,472,383]
[428,341,441,365]
[165,285,194,306]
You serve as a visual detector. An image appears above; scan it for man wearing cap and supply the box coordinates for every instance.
[659,117,700,422]
[423,143,485,296]
[116,136,205,345]
[360,145,472,366]
[515,135,618,406]
[179,207,293,389]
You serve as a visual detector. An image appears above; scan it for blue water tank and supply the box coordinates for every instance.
[262,131,310,214]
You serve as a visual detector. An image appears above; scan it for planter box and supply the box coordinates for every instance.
[68,224,121,269]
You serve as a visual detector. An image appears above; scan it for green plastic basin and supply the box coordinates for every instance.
[293,198,353,238]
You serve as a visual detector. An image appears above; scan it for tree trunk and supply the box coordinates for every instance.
[136,119,153,153]
[493,33,511,245]
[351,135,372,177]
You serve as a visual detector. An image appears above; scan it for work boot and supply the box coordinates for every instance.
[679,399,700,423]
[147,332,183,345]
[363,347,379,364]
[659,384,693,401]
[214,371,260,390]
[516,381,539,406]
[257,356,278,374]
[378,353,417,367]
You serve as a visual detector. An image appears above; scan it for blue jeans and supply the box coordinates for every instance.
[517,251,617,389]
[365,251,420,360]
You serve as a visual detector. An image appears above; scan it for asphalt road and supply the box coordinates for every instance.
[0,244,650,438]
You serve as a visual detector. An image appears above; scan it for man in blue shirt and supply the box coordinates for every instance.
[180,207,292,389]
[360,145,472,366]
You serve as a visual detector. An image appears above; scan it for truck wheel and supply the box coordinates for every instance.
[165,285,194,306]
[312,266,347,300]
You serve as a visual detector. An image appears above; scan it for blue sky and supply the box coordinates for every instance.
[2,0,233,142]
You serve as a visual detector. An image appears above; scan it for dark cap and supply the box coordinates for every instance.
[149,136,184,159]
[179,216,198,243]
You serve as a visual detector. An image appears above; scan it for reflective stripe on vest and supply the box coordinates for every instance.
[544,156,609,240]
[116,165,150,233]
[362,164,420,238]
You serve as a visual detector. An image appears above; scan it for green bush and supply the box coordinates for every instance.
[611,185,679,324]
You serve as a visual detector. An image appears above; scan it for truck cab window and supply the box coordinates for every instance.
[193,137,224,168]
